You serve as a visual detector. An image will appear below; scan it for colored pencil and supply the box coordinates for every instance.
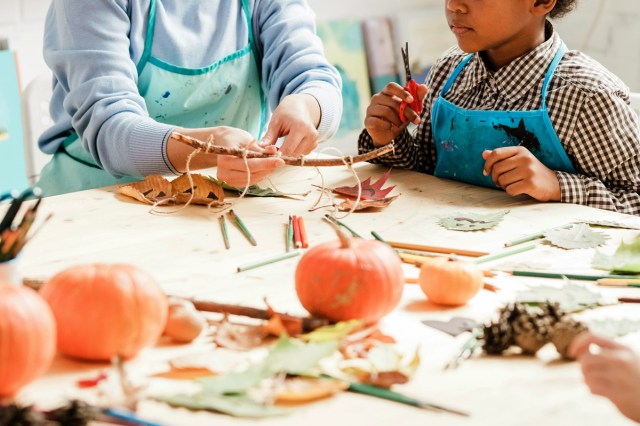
[387,241,488,258]
[371,231,388,244]
[511,270,640,282]
[597,278,640,287]
[323,214,362,238]
[298,216,309,248]
[618,297,640,304]
[293,215,302,249]
[237,250,301,272]
[218,215,230,250]
[228,209,256,246]
[474,244,536,264]
[102,408,164,426]
[286,215,294,252]
[504,223,573,247]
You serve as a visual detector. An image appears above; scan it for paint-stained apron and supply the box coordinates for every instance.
[431,43,575,189]
[37,0,265,196]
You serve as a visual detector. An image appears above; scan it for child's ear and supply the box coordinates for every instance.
[532,0,557,17]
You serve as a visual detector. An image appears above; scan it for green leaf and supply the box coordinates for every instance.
[439,210,509,231]
[579,219,640,231]
[302,320,364,343]
[592,236,640,273]
[544,223,608,250]
[154,393,286,418]
[207,176,308,199]
[199,335,339,393]
[515,283,605,312]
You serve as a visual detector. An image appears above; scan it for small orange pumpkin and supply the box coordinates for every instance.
[295,229,404,323]
[0,282,57,397]
[419,258,483,306]
[40,264,168,361]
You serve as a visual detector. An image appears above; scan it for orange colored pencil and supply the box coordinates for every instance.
[292,215,302,249]
[298,216,308,248]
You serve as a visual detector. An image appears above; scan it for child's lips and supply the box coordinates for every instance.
[450,24,472,35]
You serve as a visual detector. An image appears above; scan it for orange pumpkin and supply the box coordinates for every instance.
[0,282,57,397]
[295,229,404,323]
[418,258,483,306]
[40,264,168,361]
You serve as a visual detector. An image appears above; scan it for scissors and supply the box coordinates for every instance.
[399,42,423,123]
[0,187,42,234]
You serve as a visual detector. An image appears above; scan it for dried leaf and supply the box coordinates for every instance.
[152,367,216,380]
[592,236,640,273]
[337,195,399,211]
[544,223,608,250]
[213,318,265,351]
[208,176,309,199]
[117,175,173,204]
[332,170,396,200]
[301,320,364,343]
[515,283,605,312]
[356,371,409,389]
[439,210,509,231]
[171,174,225,205]
[262,314,303,337]
[155,393,286,418]
[579,219,640,230]
[274,377,348,404]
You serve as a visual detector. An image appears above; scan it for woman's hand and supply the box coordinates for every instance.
[260,94,321,158]
[482,147,561,201]
[364,82,427,147]
[569,332,640,423]
[166,126,284,186]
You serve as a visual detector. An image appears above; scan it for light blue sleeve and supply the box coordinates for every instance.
[40,0,176,178]
[253,0,343,141]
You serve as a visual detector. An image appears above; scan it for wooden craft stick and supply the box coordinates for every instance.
[387,241,488,258]
[293,215,302,249]
[298,216,309,248]
[237,250,301,272]
[172,131,395,167]
[228,209,256,246]
[187,298,330,331]
[474,244,536,264]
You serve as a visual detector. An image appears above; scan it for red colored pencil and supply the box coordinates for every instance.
[298,216,309,248]
[292,215,302,249]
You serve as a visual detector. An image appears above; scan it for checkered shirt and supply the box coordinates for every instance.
[358,22,640,215]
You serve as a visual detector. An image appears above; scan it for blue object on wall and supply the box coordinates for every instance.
[0,50,27,193]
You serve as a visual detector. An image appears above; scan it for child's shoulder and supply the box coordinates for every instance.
[554,49,631,98]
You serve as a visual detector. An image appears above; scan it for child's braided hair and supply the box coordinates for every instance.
[549,0,578,19]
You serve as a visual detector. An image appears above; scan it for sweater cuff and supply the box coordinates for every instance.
[556,171,587,205]
[128,118,179,176]
[299,83,342,142]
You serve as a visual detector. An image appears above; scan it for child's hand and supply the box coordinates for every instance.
[217,142,284,187]
[364,82,428,147]
[482,147,561,201]
[569,332,640,423]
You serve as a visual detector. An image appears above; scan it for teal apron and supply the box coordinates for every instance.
[431,43,575,189]
[37,0,265,196]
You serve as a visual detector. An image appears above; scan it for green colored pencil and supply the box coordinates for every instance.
[237,250,301,272]
[511,270,640,282]
[218,215,230,250]
[371,230,388,244]
[504,223,573,247]
[474,244,536,264]
[286,215,294,252]
[323,214,362,238]
[228,209,256,246]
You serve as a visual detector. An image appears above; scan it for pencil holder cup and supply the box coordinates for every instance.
[0,257,22,286]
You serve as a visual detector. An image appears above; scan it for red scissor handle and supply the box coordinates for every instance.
[399,79,422,123]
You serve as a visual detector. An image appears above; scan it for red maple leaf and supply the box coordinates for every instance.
[332,170,396,201]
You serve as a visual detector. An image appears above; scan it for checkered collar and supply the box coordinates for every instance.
[462,21,562,106]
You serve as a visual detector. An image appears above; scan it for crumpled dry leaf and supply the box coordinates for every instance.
[338,345,420,388]
[171,173,225,205]
[439,210,509,231]
[355,371,409,388]
[152,367,217,380]
[262,300,304,337]
[338,195,400,211]
[212,317,265,351]
[332,170,396,200]
[208,176,310,200]
[544,223,608,250]
[301,320,364,343]
[117,175,173,204]
[274,377,348,404]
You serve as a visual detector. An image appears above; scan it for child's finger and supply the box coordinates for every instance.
[366,104,405,129]
[494,167,522,189]
[482,147,519,176]
[381,83,415,104]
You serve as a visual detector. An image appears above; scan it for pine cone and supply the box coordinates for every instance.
[46,400,98,426]
[550,317,589,360]
[0,404,46,426]
[539,302,566,325]
[512,307,554,355]
[482,321,514,355]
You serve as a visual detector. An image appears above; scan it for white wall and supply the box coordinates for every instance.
[2,0,639,92]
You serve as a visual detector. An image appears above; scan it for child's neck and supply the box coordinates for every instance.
[480,23,550,72]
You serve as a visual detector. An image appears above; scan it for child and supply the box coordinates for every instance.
[569,332,640,422]
[359,0,640,214]
[37,0,342,196]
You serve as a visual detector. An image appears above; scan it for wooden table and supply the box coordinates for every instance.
[14,162,640,425]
